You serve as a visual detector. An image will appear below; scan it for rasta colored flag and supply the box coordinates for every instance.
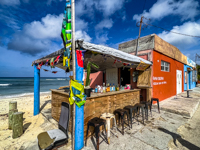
[61,0,71,69]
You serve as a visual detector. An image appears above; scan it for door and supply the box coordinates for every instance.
[176,70,182,94]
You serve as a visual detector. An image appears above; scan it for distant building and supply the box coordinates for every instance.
[118,34,197,102]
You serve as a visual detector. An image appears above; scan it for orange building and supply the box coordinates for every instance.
[119,34,188,102]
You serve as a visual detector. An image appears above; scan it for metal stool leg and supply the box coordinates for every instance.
[85,124,90,146]
[95,127,100,150]
[129,109,133,128]
[126,112,130,130]
[121,114,124,135]
[106,118,110,144]
[157,100,160,113]
[145,103,148,121]
[141,107,144,124]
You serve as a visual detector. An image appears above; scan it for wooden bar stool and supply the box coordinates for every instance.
[100,113,118,144]
[85,117,107,150]
[151,98,160,113]
[114,109,130,135]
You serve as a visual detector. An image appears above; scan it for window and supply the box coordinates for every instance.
[161,60,170,72]
[185,71,187,83]
[192,70,196,82]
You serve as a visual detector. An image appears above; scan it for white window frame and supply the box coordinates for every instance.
[161,60,170,72]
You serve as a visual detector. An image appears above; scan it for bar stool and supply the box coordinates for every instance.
[135,103,145,124]
[140,101,152,120]
[151,98,160,113]
[100,113,118,144]
[85,117,107,150]
[114,109,130,135]
[123,105,138,128]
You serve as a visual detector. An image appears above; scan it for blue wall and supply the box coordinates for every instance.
[184,65,196,90]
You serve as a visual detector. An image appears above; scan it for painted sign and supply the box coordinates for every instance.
[153,76,167,85]
[136,61,150,71]
[187,57,196,68]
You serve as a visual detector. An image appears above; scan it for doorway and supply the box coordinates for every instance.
[120,68,130,86]
[176,70,182,94]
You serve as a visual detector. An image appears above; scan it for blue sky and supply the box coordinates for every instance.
[0,0,200,77]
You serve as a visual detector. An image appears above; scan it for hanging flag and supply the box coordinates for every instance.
[52,71,58,74]
[61,0,72,68]
[136,61,150,71]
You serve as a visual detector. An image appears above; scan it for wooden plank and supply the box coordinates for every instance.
[154,35,187,64]
[137,68,151,87]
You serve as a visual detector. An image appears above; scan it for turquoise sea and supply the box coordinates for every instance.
[0,77,69,99]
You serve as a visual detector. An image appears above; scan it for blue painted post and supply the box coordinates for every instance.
[75,51,84,150]
[34,64,40,116]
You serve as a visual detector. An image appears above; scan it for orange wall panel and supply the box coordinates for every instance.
[152,51,184,101]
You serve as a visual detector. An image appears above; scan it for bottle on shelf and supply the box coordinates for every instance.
[95,84,98,93]
[106,83,110,92]
[113,84,115,91]
[103,83,106,93]
[110,83,112,92]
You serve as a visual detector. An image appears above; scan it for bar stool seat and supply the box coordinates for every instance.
[100,113,118,144]
[151,98,160,113]
[124,105,138,128]
[114,109,130,135]
[85,117,107,150]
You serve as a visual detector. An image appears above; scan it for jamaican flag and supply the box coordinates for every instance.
[61,0,71,68]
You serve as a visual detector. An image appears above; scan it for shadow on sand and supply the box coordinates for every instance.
[40,100,51,112]
[158,127,200,150]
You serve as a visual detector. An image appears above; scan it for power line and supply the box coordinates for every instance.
[144,22,200,38]
[142,0,147,12]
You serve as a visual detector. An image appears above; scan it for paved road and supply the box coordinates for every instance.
[169,104,200,150]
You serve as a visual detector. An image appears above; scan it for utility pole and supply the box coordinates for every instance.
[135,16,143,56]
[71,0,75,149]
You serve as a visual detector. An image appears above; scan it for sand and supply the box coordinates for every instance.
[0,93,57,150]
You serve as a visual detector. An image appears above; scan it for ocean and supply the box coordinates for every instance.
[0,77,69,99]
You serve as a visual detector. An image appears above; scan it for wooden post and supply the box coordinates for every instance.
[71,0,76,149]
[12,112,23,139]
[9,101,17,110]
[8,109,18,129]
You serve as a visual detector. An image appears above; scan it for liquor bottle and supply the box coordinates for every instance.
[95,84,98,93]
[107,83,110,92]
[103,83,106,93]
[110,83,112,92]
[113,84,115,91]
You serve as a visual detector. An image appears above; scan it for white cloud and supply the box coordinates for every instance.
[75,0,126,17]
[95,19,113,30]
[75,18,88,31]
[158,21,200,50]
[133,0,199,22]
[7,14,64,55]
[97,0,125,17]
[24,14,63,40]
[0,0,20,6]
[75,30,91,42]
[95,33,109,44]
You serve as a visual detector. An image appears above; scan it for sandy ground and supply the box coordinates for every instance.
[0,93,57,150]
